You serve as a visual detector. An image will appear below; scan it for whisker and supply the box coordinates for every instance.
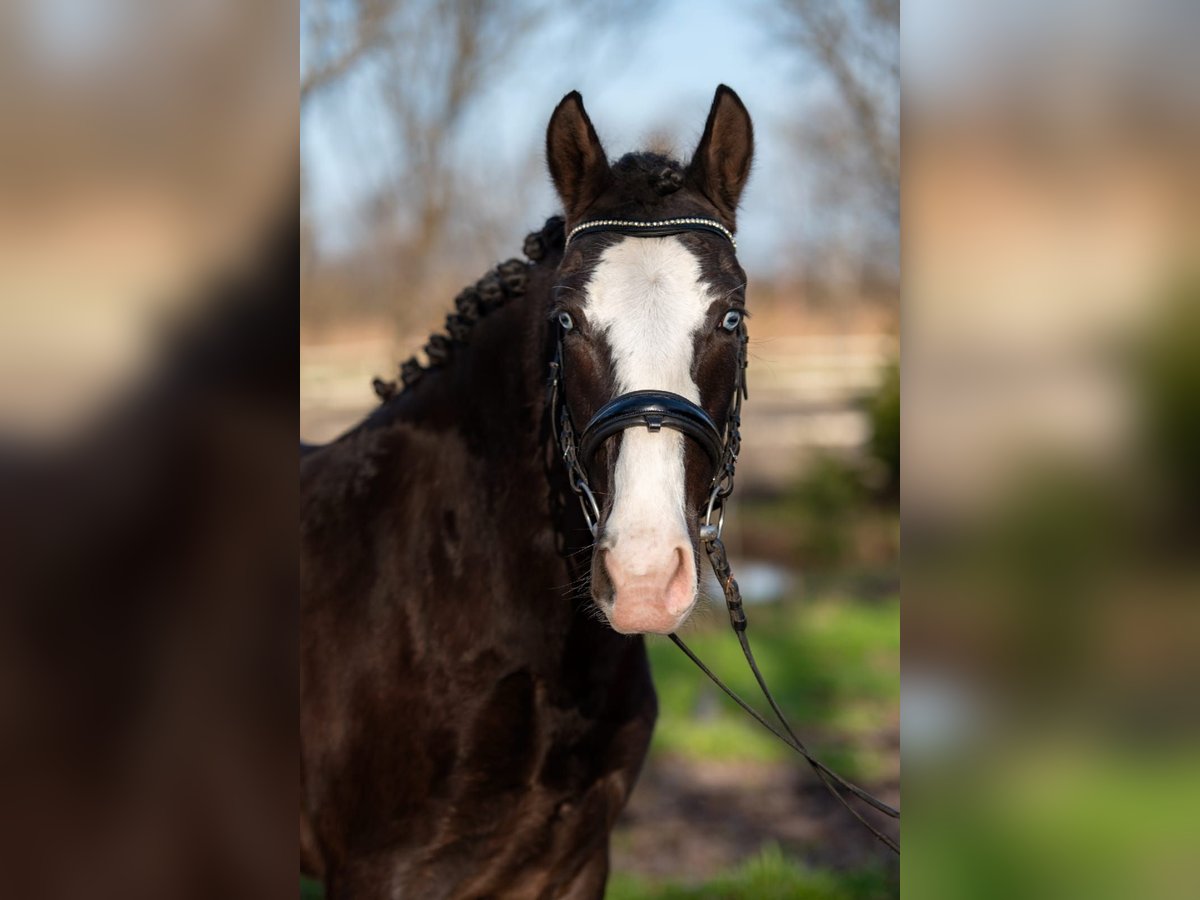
[557,571,593,592]
[720,282,748,304]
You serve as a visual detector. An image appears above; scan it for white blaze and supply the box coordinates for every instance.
[585,237,711,583]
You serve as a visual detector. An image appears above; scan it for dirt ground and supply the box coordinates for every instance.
[611,743,900,884]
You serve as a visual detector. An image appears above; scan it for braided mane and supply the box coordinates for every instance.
[371,215,566,401]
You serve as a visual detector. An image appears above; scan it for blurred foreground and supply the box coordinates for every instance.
[904,3,1200,898]
[1,4,297,898]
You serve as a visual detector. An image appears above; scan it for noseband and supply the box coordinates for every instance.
[580,391,724,473]
[548,216,746,539]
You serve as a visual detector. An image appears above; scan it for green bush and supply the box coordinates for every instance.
[866,358,900,501]
[785,454,866,570]
[1138,273,1200,538]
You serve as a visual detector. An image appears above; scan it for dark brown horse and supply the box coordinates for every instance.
[301,86,753,898]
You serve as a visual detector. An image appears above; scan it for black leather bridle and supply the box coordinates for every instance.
[547,216,900,854]
[581,391,725,474]
[550,216,747,542]
[549,339,745,542]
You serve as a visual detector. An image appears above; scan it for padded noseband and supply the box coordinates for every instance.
[579,390,723,475]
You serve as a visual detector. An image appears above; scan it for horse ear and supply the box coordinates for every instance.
[546,91,611,223]
[688,85,754,224]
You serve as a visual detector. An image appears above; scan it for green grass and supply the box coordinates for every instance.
[606,844,893,900]
[906,746,1200,900]
[303,846,894,900]
[645,594,899,778]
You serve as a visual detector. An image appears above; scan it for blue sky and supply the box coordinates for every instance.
[302,0,889,276]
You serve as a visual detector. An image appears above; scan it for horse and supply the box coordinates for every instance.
[300,85,754,899]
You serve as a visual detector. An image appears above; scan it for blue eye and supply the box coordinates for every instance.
[721,310,742,332]
[558,311,574,331]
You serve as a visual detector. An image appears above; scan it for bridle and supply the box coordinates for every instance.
[547,216,900,854]
[553,216,745,544]
[548,247,746,546]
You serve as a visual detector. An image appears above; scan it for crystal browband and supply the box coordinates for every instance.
[564,217,737,251]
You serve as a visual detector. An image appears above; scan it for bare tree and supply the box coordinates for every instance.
[768,0,899,215]
[302,0,559,329]
[301,0,659,332]
[375,0,554,284]
[302,0,393,106]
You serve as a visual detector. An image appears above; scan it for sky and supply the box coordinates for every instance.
[302,0,891,277]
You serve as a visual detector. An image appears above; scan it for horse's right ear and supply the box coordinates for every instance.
[546,91,610,223]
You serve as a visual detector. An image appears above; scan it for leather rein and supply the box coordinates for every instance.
[548,216,899,855]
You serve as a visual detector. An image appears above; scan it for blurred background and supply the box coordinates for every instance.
[11,0,1194,896]
[904,2,1200,899]
[301,0,900,897]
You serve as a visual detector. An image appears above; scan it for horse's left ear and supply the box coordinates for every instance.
[688,85,754,225]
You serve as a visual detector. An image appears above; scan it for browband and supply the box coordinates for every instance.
[565,217,737,251]
[579,390,724,474]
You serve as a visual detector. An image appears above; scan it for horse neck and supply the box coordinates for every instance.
[377,260,559,496]
[360,253,630,669]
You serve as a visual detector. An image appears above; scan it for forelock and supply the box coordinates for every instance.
[610,153,688,201]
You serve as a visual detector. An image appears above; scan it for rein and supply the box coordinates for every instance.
[549,216,900,855]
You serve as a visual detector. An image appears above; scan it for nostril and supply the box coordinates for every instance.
[602,548,622,586]
[670,546,685,580]
[663,546,694,615]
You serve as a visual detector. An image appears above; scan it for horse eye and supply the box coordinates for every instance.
[721,310,742,332]
[558,311,574,331]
